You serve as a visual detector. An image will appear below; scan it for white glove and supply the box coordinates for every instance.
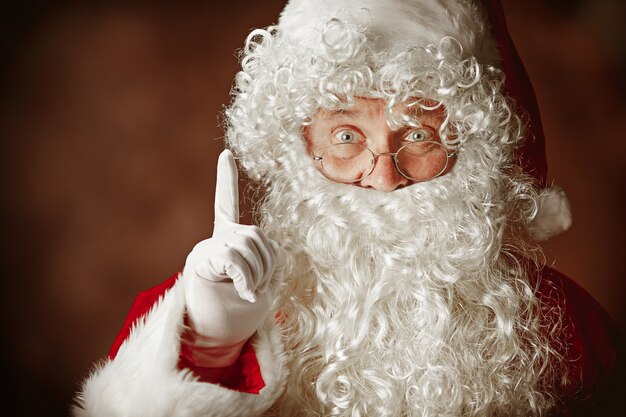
[182,149,285,368]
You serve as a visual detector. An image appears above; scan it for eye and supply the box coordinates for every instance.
[406,129,433,142]
[334,129,360,143]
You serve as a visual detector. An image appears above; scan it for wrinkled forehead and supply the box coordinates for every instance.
[311,96,447,127]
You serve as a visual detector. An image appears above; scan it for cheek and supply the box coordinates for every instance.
[442,154,457,174]
[302,128,319,158]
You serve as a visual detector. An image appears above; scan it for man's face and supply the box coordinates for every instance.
[303,97,451,192]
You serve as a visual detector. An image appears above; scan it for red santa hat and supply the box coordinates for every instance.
[277,0,571,241]
[484,0,572,241]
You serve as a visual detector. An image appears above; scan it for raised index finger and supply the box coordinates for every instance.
[214,149,240,228]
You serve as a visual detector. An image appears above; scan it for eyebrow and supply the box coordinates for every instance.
[325,105,435,117]
[321,108,366,120]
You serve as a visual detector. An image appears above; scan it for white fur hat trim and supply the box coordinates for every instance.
[529,185,572,242]
[278,0,499,64]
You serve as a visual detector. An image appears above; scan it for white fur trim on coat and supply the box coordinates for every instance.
[529,185,573,242]
[72,276,287,417]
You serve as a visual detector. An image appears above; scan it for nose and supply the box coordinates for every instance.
[359,153,409,192]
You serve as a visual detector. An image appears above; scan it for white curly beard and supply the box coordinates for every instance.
[258,162,559,416]
[223,17,562,414]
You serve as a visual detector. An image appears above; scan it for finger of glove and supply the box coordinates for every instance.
[222,252,258,303]
[226,234,266,291]
[197,248,257,302]
[214,149,239,231]
[194,240,261,290]
[187,239,224,281]
[270,239,287,273]
[234,227,275,287]
[259,239,287,292]
[194,252,232,282]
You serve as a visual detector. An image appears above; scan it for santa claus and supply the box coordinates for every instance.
[73,1,622,416]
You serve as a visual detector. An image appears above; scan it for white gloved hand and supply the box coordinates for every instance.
[182,149,285,368]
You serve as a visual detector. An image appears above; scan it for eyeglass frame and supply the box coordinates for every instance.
[311,141,457,183]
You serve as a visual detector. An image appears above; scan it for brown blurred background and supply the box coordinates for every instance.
[1,1,624,415]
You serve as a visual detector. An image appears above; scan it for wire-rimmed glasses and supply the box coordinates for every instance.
[312,141,456,183]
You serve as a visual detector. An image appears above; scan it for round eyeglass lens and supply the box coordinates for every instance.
[320,143,374,183]
[396,141,448,181]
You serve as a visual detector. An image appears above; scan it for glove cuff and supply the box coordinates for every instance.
[180,315,249,368]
